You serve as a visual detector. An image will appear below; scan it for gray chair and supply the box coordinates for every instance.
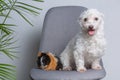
[30,6,106,80]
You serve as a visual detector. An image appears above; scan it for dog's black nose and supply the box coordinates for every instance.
[89,25,94,29]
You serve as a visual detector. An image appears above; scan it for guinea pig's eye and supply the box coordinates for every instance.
[94,17,98,21]
[43,60,46,63]
[84,18,88,22]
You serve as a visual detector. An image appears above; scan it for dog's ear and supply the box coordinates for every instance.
[78,12,84,22]
[77,10,87,24]
[37,52,42,57]
[77,17,83,27]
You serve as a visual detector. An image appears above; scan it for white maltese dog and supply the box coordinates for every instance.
[60,9,106,72]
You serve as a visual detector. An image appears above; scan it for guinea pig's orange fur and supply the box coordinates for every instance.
[44,52,57,70]
[37,52,57,71]
[37,52,42,57]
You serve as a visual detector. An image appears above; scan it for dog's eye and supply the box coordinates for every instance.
[94,17,98,21]
[84,18,87,22]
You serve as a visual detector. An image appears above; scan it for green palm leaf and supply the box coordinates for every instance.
[0,34,17,60]
[33,0,44,2]
[0,14,11,18]
[14,5,40,15]
[0,24,16,26]
[0,24,14,35]
[0,64,16,80]
[0,0,43,80]
[16,2,42,10]
[8,0,14,5]
[13,8,33,26]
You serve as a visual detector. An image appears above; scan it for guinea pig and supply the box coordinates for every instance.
[37,52,63,71]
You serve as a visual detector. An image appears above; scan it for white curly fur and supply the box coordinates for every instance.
[60,9,106,72]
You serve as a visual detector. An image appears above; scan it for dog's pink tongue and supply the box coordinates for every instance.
[88,30,95,36]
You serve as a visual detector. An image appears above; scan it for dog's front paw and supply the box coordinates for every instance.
[63,66,72,71]
[92,65,102,70]
[77,67,87,72]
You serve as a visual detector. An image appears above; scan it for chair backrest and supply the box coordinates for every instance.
[39,6,87,56]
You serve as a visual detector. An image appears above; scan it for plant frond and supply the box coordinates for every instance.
[13,8,33,26]
[14,5,40,15]
[0,24,16,26]
[0,34,17,60]
[16,2,42,10]
[0,14,11,18]
[8,0,14,5]
[0,64,16,80]
[33,0,44,2]
[0,24,13,35]
[0,0,10,9]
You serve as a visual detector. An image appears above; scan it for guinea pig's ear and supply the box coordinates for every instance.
[37,52,42,57]
[47,52,52,55]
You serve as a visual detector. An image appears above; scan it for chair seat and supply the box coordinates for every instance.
[30,68,106,80]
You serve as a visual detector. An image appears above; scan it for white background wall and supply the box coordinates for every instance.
[0,0,120,80]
